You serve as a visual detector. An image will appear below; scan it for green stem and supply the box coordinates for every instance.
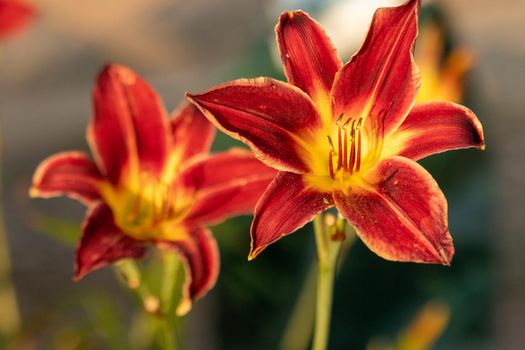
[280,219,355,350]
[312,214,342,350]
[160,252,181,314]
[158,317,176,350]
[158,251,182,350]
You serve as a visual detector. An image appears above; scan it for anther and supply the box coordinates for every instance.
[327,136,335,179]
[335,113,344,125]
[342,118,352,130]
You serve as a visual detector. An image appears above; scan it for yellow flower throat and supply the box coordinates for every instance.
[101,171,193,241]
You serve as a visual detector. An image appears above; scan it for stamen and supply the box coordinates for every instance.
[348,120,356,174]
[336,113,344,169]
[327,136,335,179]
[342,118,352,171]
[356,118,363,172]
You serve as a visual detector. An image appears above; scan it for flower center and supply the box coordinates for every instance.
[326,114,363,180]
[101,173,193,240]
[125,180,177,228]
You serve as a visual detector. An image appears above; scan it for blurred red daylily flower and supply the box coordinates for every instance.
[187,0,484,264]
[0,0,35,40]
[31,64,276,313]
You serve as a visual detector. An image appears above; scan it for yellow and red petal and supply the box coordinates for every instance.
[30,151,102,206]
[89,64,171,185]
[75,204,146,280]
[181,149,277,227]
[156,227,219,315]
[170,103,216,163]
[249,171,332,259]
[276,10,342,107]
[187,77,322,173]
[331,0,420,136]
[385,102,485,161]
[333,156,453,265]
[0,0,35,40]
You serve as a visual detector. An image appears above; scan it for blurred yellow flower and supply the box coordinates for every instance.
[416,21,474,103]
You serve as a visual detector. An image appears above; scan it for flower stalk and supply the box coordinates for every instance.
[115,256,182,350]
[312,214,344,350]
[159,251,183,349]
[280,217,355,350]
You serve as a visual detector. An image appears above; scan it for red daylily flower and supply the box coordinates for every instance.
[0,0,35,40]
[31,64,276,313]
[187,0,484,265]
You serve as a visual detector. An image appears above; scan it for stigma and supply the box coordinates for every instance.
[327,114,362,180]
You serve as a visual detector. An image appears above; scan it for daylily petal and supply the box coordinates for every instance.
[386,102,485,161]
[30,151,102,205]
[89,64,170,184]
[170,103,215,163]
[75,204,146,280]
[331,0,420,137]
[334,156,453,265]
[157,227,219,315]
[187,77,322,173]
[250,171,332,259]
[276,10,342,106]
[180,148,277,227]
[0,0,35,39]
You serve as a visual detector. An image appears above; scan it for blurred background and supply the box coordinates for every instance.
[0,0,522,348]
